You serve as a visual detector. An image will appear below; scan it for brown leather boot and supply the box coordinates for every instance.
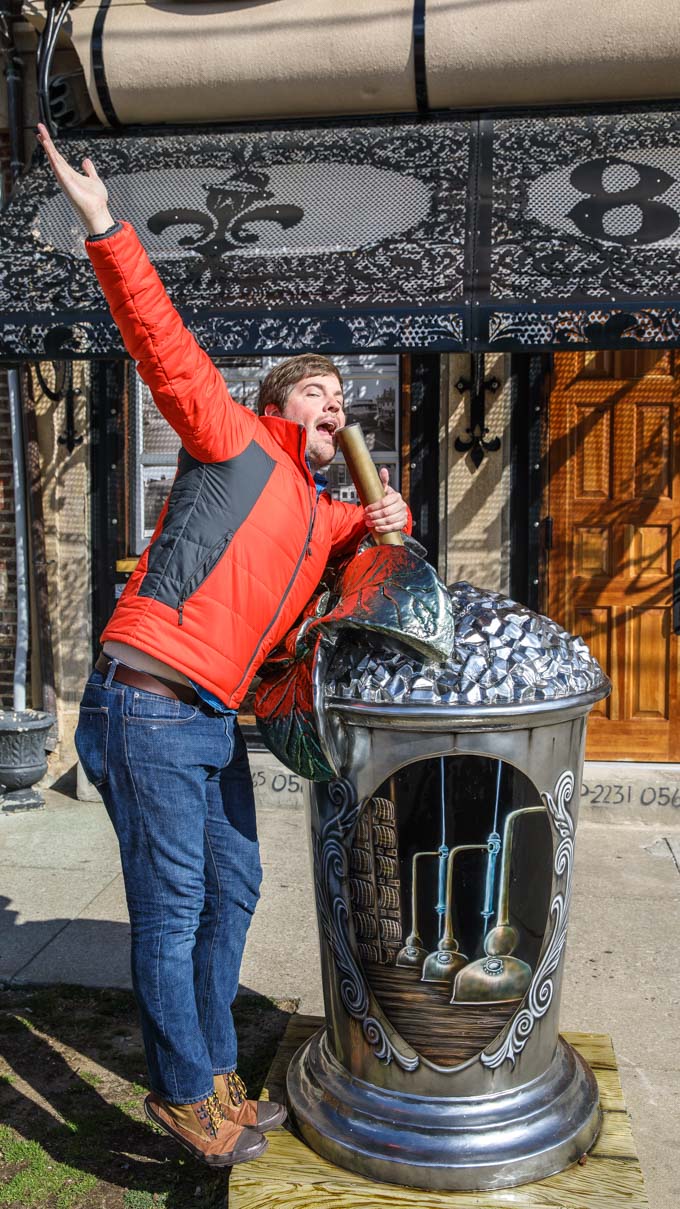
[144,1089,268,1167]
[214,1071,287,1132]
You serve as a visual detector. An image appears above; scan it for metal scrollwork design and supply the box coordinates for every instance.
[488,307,680,348]
[314,778,419,1071]
[481,769,575,1069]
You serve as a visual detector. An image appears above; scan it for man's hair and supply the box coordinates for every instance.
[257,355,343,416]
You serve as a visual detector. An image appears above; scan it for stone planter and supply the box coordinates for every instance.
[0,709,55,811]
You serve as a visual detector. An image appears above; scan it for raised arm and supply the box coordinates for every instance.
[36,125,254,461]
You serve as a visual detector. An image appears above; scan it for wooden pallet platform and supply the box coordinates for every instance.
[230,1015,648,1209]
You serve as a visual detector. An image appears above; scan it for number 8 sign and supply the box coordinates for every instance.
[527,152,680,247]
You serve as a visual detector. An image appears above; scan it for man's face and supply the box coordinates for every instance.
[266,373,345,469]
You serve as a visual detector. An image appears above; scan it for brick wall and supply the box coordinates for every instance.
[0,130,16,706]
[0,367,16,707]
[0,130,14,708]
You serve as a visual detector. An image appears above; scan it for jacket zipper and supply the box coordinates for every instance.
[177,532,233,626]
[233,438,318,695]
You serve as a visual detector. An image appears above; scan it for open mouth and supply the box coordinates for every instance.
[316,421,338,438]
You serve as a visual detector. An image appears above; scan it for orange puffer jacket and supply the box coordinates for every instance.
[87,222,405,708]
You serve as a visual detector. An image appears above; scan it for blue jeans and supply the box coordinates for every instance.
[74,661,262,1104]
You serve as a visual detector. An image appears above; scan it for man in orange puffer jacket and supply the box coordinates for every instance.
[38,125,411,1169]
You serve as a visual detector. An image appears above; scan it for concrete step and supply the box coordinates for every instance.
[581,762,680,825]
[76,750,308,811]
[75,755,680,824]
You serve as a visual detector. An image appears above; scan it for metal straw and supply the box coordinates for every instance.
[481,760,503,937]
[436,757,449,939]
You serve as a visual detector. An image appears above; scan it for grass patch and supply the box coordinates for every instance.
[122,1193,162,1209]
[0,1124,98,1207]
[79,1072,103,1088]
[0,983,297,1208]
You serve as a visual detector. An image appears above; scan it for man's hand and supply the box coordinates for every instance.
[36,123,115,236]
[364,467,409,535]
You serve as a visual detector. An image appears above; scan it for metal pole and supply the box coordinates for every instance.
[2,6,24,184]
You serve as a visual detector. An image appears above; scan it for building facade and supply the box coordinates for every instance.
[1,3,680,775]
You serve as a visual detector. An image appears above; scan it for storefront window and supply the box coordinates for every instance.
[130,355,400,553]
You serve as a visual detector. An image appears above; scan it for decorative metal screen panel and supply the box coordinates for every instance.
[0,117,469,360]
[483,108,680,349]
[3,107,680,358]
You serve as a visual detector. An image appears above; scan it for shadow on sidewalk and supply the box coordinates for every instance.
[1,896,132,989]
[0,900,297,1206]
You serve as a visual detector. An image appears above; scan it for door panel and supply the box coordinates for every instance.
[547,351,680,761]
[575,527,611,577]
[573,606,611,719]
[628,608,670,721]
[575,406,613,499]
[624,524,670,578]
[635,405,672,497]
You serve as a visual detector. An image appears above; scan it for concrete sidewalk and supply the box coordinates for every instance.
[1,788,678,1207]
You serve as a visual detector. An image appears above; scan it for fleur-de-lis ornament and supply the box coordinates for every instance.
[454,354,501,470]
[147,163,304,272]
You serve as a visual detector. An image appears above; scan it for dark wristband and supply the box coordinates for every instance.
[85,221,123,243]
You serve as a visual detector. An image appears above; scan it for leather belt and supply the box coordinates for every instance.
[95,654,198,705]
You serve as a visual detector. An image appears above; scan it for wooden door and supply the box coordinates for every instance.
[547,351,680,762]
